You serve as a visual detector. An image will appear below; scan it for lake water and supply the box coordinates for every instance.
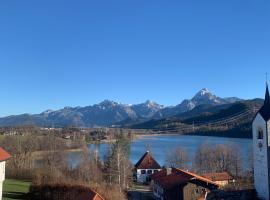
[83,134,252,168]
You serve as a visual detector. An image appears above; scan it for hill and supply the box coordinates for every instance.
[131,99,263,138]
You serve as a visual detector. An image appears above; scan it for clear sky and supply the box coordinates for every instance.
[0,0,269,116]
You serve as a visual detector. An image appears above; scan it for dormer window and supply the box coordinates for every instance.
[257,128,263,139]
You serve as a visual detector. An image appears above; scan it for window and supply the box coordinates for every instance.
[147,170,152,174]
[257,128,263,139]
[141,170,146,174]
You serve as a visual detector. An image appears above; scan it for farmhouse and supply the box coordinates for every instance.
[151,168,219,200]
[202,172,233,187]
[134,151,162,183]
[0,147,11,200]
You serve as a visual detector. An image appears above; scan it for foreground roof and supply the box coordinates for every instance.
[0,147,11,162]
[77,190,105,200]
[177,169,219,186]
[30,184,105,200]
[151,168,219,190]
[202,172,233,182]
[151,168,192,189]
[135,151,161,169]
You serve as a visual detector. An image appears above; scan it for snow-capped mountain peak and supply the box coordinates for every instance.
[192,88,221,103]
[198,88,210,95]
[144,100,163,109]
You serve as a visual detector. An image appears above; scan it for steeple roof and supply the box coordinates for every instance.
[258,84,270,121]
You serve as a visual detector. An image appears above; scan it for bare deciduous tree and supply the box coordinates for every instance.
[193,144,242,177]
[165,147,188,169]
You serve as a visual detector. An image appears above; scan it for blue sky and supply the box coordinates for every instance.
[0,0,269,116]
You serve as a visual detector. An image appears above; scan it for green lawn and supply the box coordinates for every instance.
[3,179,31,200]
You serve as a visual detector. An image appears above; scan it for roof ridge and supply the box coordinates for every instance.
[93,192,105,200]
[176,169,220,186]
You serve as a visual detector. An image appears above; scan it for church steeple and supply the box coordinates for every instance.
[265,84,270,104]
[252,83,270,200]
[259,84,270,121]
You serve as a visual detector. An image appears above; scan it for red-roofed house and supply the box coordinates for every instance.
[151,168,219,200]
[0,148,11,200]
[134,151,162,183]
[202,172,234,187]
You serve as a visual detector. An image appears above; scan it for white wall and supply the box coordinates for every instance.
[253,114,269,200]
[136,169,161,183]
[0,161,6,200]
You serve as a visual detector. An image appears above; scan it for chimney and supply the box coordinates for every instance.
[166,168,172,175]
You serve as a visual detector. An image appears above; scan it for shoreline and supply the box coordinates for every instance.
[87,133,181,144]
[85,132,252,145]
[134,133,180,139]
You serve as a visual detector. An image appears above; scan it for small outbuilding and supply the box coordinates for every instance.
[134,151,162,183]
[202,172,234,187]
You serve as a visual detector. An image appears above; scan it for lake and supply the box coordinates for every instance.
[82,134,252,168]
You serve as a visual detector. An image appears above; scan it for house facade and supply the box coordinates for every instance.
[151,168,219,200]
[134,151,162,183]
[0,148,11,200]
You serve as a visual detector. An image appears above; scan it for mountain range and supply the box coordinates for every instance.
[0,88,243,127]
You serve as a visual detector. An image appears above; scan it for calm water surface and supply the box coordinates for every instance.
[83,134,252,168]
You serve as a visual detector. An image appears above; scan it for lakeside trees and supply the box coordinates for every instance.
[104,133,133,190]
[0,129,132,200]
[194,144,242,177]
[165,147,188,169]
[0,126,254,199]
[163,143,253,190]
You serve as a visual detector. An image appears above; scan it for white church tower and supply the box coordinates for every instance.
[253,84,270,200]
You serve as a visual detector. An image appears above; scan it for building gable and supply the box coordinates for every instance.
[135,151,161,169]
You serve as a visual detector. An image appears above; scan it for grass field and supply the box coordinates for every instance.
[3,179,31,200]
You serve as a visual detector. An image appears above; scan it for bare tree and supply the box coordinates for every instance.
[193,143,243,177]
[165,147,188,169]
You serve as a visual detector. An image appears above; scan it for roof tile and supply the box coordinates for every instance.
[151,168,219,190]
[202,172,233,182]
[0,147,11,162]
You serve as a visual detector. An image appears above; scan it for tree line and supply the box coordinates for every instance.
[0,131,133,200]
